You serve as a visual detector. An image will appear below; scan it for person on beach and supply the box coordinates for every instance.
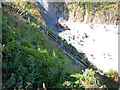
[73,35,75,40]
[93,39,95,41]
[90,23,94,29]
[81,33,88,39]
[80,40,84,42]
[90,54,95,59]
[84,33,88,38]
[114,16,119,26]
[80,43,83,46]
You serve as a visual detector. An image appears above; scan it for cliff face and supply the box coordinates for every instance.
[37,2,119,26]
[63,2,119,25]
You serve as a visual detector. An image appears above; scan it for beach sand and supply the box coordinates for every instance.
[59,23,118,73]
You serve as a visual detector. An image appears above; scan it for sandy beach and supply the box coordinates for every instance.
[59,23,118,73]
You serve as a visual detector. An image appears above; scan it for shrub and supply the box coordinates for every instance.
[104,69,119,82]
[2,10,71,89]
[63,69,106,88]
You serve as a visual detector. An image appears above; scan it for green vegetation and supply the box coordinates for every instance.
[15,2,45,25]
[67,7,72,12]
[2,2,119,89]
[63,68,119,89]
[2,8,73,89]
[67,6,74,12]
[78,2,118,15]
[104,69,119,82]
[63,69,106,88]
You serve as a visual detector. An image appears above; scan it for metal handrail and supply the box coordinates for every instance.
[1,2,91,67]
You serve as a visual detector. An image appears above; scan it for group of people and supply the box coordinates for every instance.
[59,30,89,48]
[79,33,89,46]
[103,53,112,59]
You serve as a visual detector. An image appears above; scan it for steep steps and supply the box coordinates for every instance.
[1,1,92,67]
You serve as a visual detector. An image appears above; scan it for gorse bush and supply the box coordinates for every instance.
[63,69,106,88]
[104,69,119,82]
[3,40,69,88]
[2,8,71,89]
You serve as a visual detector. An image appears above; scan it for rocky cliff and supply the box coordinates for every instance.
[62,2,119,24]
[36,1,119,30]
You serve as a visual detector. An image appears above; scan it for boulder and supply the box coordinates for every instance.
[56,22,70,30]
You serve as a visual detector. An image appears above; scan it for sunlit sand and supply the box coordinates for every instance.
[59,23,118,73]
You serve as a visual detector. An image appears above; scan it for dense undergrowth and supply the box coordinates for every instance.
[63,68,106,88]
[2,8,73,89]
[2,3,119,89]
[63,68,119,89]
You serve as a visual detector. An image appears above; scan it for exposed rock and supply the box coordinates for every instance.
[38,1,118,26]
[62,2,118,25]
